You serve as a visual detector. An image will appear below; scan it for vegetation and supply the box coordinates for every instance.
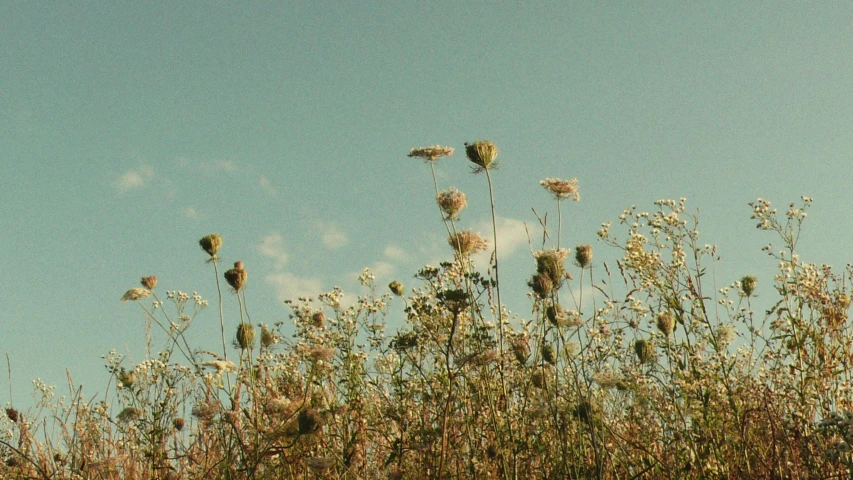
[3,143,853,479]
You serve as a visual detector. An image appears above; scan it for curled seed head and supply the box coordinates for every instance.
[140,276,157,290]
[199,234,222,257]
[389,280,404,296]
[740,275,757,297]
[465,141,498,171]
[236,323,255,350]
[224,261,247,291]
[656,312,675,335]
[574,244,593,268]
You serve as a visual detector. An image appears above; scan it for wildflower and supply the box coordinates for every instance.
[117,369,136,388]
[541,344,556,365]
[574,244,593,268]
[199,234,222,257]
[260,324,276,348]
[201,360,237,373]
[5,408,19,423]
[224,261,247,291]
[534,249,569,285]
[306,345,335,362]
[312,311,327,328]
[656,312,675,335]
[448,230,489,256]
[236,323,255,350]
[388,280,404,296]
[120,288,151,302]
[465,141,498,171]
[740,275,757,297]
[528,272,553,298]
[540,177,580,201]
[408,145,454,162]
[117,407,142,423]
[634,339,654,364]
[192,401,219,421]
[436,187,467,219]
[140,276,157,290]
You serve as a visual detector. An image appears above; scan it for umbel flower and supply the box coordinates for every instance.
[540,177,580,201]
[437,187,467,220]
[408,145,454,162]
[534,249,570,286]
[465,141,498,172]
[121,288,151,302]
[199,234,222,258]
[224,261,247,291]
[448,230,489,256]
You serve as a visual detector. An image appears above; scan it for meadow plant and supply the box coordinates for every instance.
[4,147,853,479]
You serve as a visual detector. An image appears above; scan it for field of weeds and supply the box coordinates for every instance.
[3,142,853,479]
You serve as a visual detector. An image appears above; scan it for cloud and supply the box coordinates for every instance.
[257,233,289,269]
[265,272,323,302]
[258,176,277,196]
[320,224,349,249]
[114,165,153,192]
[182,207,198,218]
[383,244,408,261]
[471,216,531,266]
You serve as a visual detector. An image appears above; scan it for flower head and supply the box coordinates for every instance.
[465,141,498,172]
[448,230,489,256]
[408,145,454,162]
[437,187,467,220]
[540,177,580,201]
[574,245,593,268]
[140,276,157,290]
[534,249,570,286]
[121,288,151,302]
[224,261,247,291]
[199,234,222,258]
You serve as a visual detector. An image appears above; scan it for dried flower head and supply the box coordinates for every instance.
[173,417,185,431]
[202,360,237,374]
[437,187,467,219]
[117,407,142,423]
[574,245,593,268]
[540,177,580,201]
[512,337,530,365]
[199,234,222,257]
[306,345,335,362]
[528,272,553,298]
[120,288,151,302]
[5,408,19,423]
[656,312,675,335]
[448,230,489,256]
[465,141,498,171]
[634,339,654,364]
[541,344,556,365]
[140,276,157,290]
[117,368,136,388]
[389,280,404,296]
[740,275,757,297]
[534,249,569,285]
[408,145,454,162]
[298,408,322,434]
[236,323,255,350]
[311,311,327,328]
[260,324,276,348]
[224,261,247,291]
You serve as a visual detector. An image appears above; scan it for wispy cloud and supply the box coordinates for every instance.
[471,216,530,266]
[257,233,289,269]
[182,207,199,219]
[114,165,153,192]
[265,272,323,302]
[383,244,408,261]
[319,223,349,249]
[258,176,277,196]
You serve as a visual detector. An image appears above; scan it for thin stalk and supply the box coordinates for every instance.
[212,259,228,362]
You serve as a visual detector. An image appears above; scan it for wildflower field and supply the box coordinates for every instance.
[4,142,853,479]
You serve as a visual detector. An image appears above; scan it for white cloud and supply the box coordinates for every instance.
[258,176,277,196]
[383,244,408,261]
[257,233,289,269]
[114,165,153,192]
[182,207,198,218]
[320,224,349,249]
[265,272,323,302]
[471,216,531,266]
[369,261,396,278]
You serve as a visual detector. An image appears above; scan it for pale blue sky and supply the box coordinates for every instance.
[3,2,853,406]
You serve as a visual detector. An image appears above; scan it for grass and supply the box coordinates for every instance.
[2,146,852,479]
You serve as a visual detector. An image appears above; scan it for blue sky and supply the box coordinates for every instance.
[3,2,853,406]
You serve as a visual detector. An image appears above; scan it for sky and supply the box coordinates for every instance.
[3,2,853,408]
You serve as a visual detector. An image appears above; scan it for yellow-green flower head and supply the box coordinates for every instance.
[465,141,498,172]
[199,234,222,257]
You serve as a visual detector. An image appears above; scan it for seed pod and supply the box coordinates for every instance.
[236,323,255,350]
